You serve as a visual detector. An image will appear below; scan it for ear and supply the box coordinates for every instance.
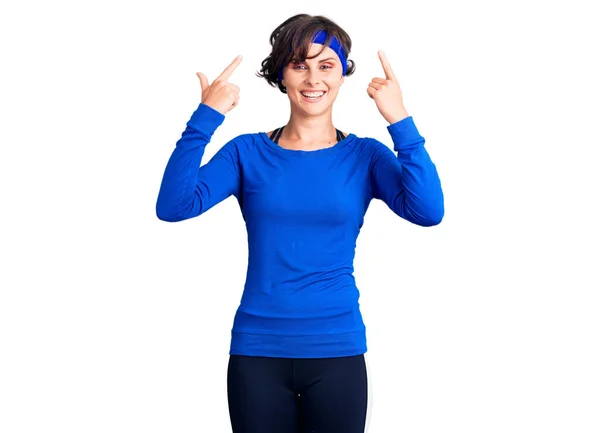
[340,76,345,86]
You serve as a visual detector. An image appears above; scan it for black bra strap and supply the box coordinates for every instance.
[272,125,285,144]
[269,127,280,140]
[270,126,345,144]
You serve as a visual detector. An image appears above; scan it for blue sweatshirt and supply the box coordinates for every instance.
[156,103,444,358]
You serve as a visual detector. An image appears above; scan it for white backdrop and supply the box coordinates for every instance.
[1,0,599,432]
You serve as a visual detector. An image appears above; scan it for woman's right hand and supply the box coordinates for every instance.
[196,55,242,115]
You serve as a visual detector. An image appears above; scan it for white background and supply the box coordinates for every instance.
[1,0,599,432]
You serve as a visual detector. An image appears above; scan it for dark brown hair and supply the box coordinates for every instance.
[256,14,356,94]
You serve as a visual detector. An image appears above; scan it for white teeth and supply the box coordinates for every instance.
[301,91,325,98]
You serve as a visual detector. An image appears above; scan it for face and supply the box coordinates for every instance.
[281,43,345,117]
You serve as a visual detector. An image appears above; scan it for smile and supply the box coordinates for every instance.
[300,91,326,102]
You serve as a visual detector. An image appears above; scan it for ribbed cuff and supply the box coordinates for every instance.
[387,116,424,151]
[187,102,226,136]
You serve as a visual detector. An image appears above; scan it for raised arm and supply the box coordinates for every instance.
[156,56,243,222]
[369,120,444,226]
[367,50,443,226]
[155,104,241,222]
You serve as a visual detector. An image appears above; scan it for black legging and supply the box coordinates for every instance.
[227,354,368,433]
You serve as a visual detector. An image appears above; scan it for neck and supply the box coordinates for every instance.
[282,108,337,148]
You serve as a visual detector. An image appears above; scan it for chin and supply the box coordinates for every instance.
[298,105,331,117]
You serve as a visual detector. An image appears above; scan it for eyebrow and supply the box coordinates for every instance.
[291,57,337,64]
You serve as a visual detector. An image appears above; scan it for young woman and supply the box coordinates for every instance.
[156,13,444,433]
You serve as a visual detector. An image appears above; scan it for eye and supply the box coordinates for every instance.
[321,64,333,69]
[293,64,307,70]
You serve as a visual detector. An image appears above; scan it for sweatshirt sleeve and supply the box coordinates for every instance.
[156,103,241,222]
[369,116,444,226]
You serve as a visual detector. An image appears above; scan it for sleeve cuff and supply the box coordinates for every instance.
[187,103,226,136]
[386,116,425,151]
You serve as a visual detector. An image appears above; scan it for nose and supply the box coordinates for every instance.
[304,68,322,86]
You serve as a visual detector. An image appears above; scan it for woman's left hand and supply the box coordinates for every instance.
[367,51,409,124]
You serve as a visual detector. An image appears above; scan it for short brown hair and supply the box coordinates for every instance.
[256,14,356,94]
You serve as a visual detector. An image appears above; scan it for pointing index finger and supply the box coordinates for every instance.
[378,50,396,81]
[217,55,243,81]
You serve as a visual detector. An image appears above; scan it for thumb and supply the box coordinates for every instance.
[196,72,209,95]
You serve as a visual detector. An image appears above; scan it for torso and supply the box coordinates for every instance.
[232,129,369,358]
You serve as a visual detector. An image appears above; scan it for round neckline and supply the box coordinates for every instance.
[259,131,355,155]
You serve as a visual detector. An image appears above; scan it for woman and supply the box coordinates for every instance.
[156,13,444,433]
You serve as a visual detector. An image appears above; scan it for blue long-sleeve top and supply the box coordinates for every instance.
[156,103,444,358]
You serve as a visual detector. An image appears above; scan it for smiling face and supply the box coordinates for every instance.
[280,43,345,118]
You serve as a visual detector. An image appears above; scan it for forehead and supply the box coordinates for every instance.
[306,43,339,60]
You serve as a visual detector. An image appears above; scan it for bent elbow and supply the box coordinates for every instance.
[420,202,445,227]
[156,203,184,222]
[419,211,444,227]
[156,210,179,222]
[418,190,445,226]
[404,200,444,227]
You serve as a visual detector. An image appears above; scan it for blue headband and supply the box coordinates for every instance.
[278,30,348,82]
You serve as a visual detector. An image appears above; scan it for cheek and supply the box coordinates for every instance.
[326,78,343,94]
[325,74,344,88]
